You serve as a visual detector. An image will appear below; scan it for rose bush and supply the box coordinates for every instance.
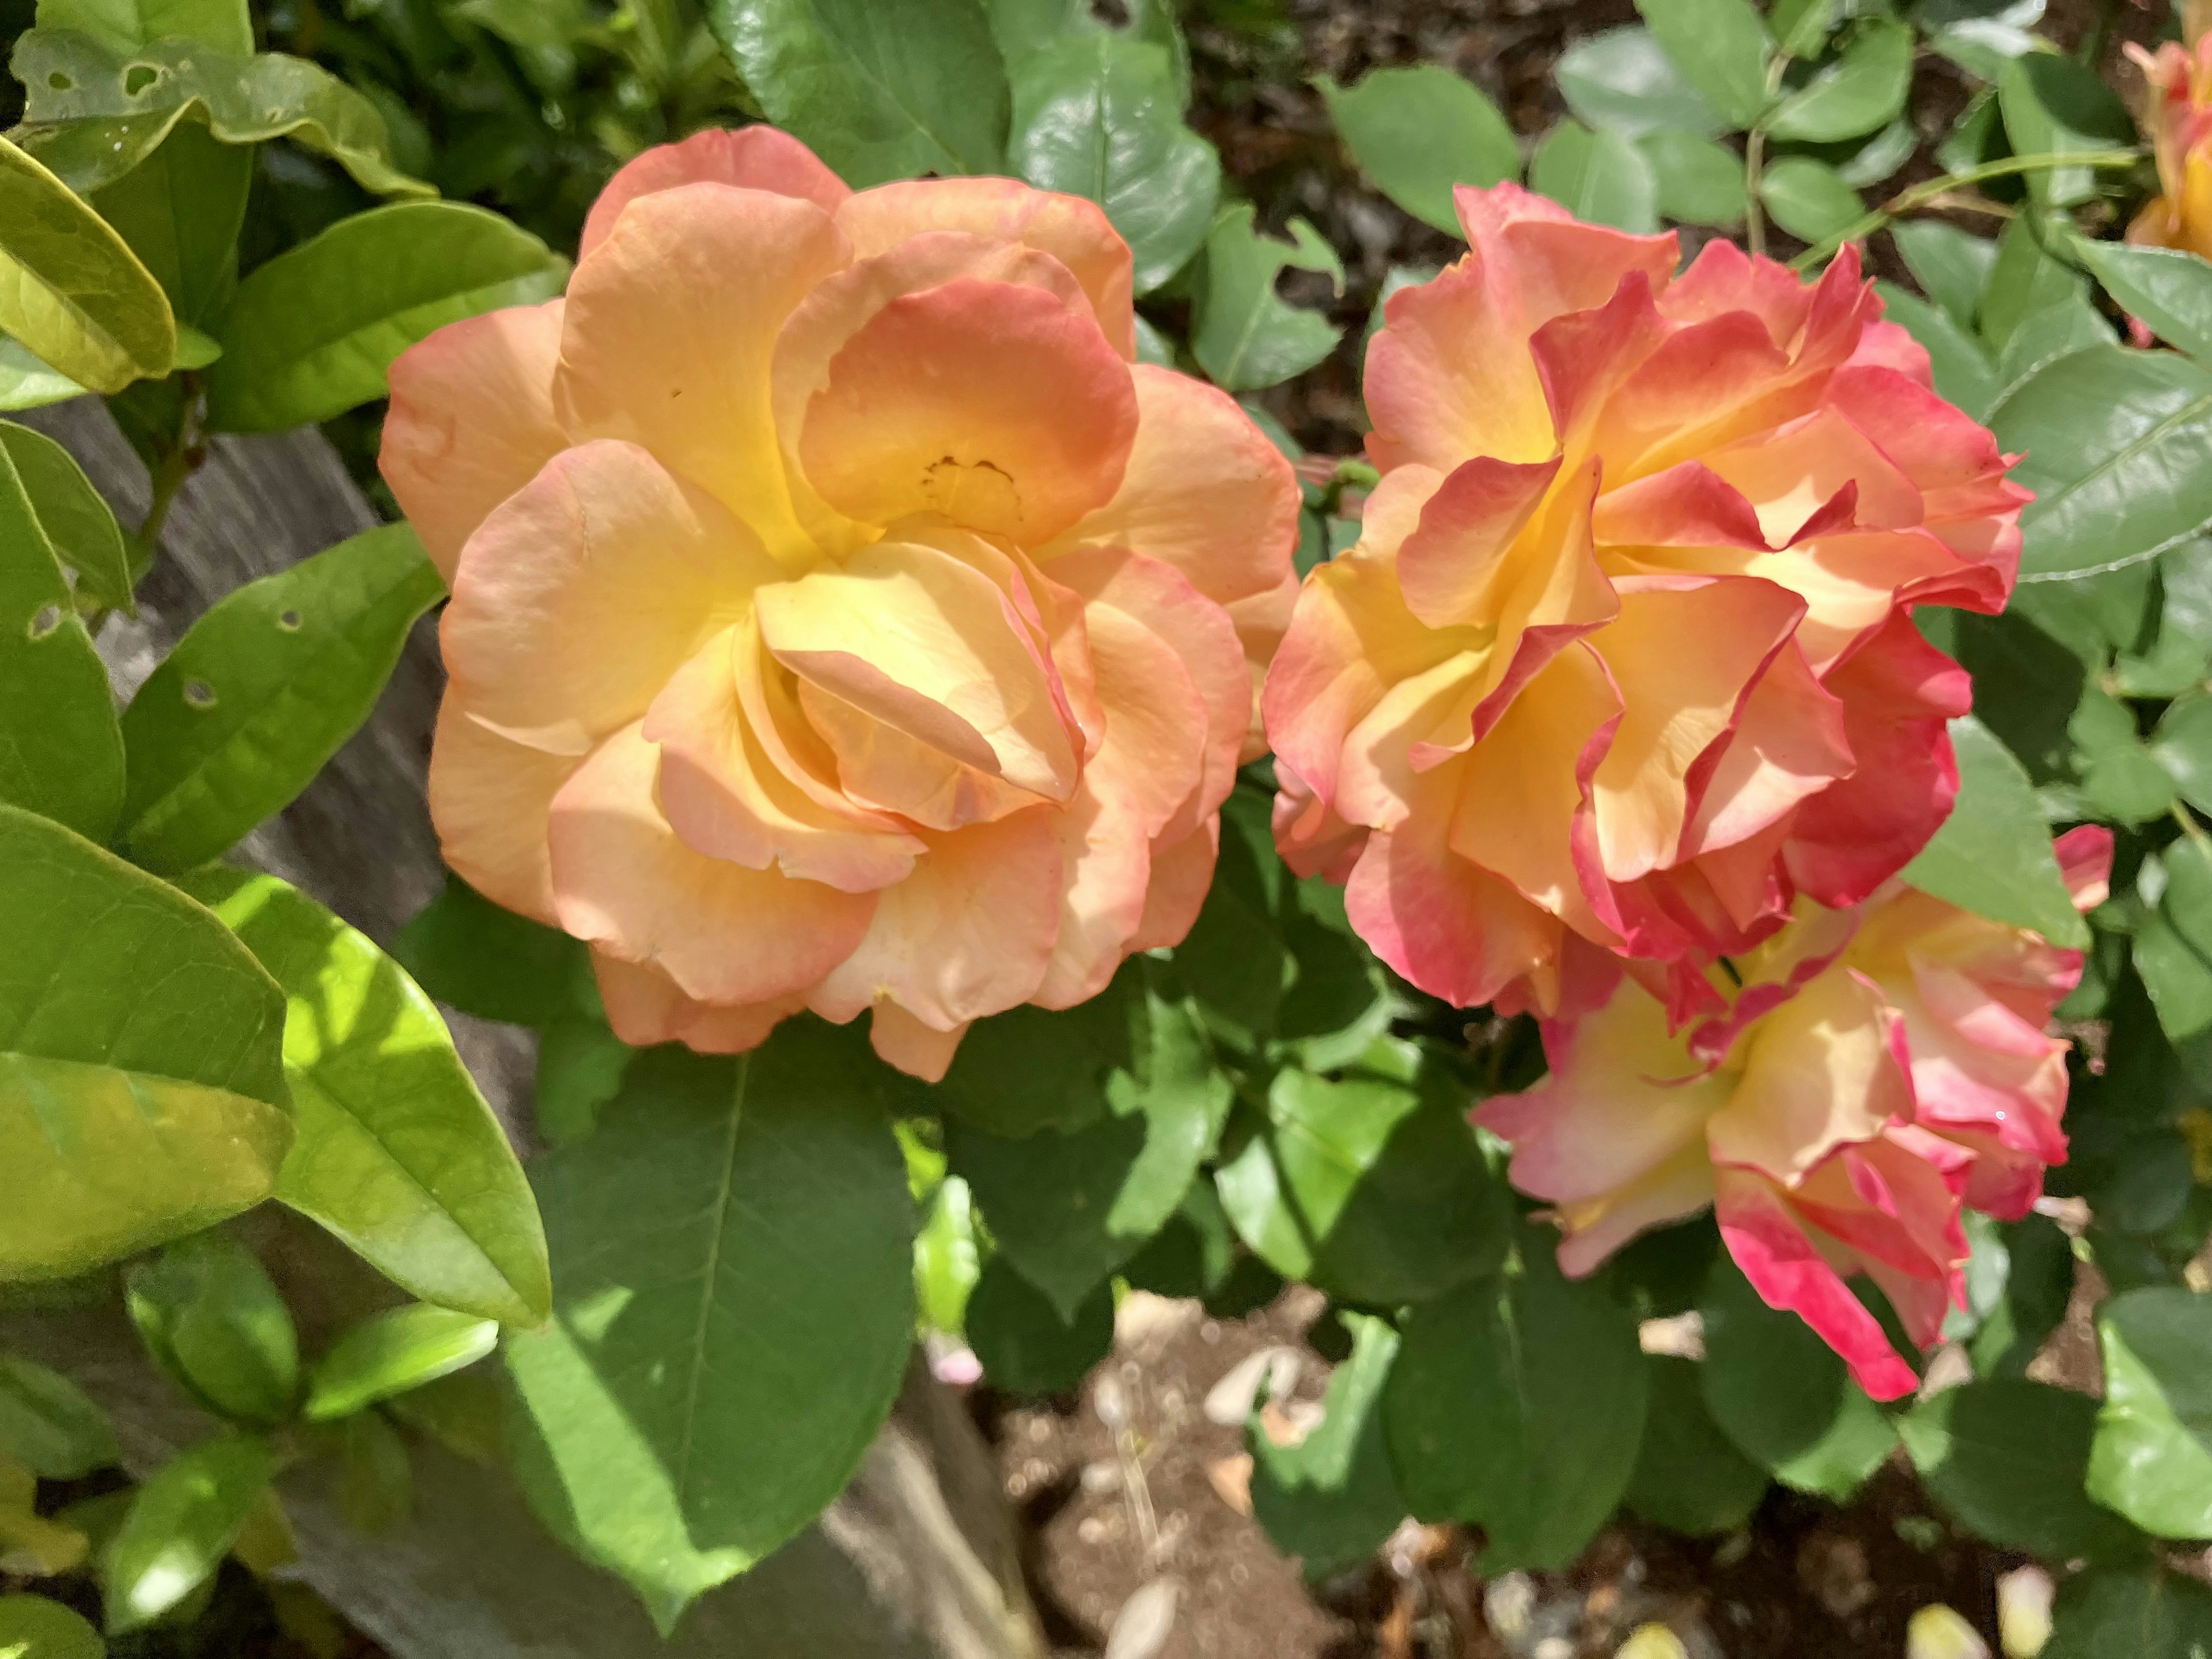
[1263,183,2027,1021]
[380,128,1299,1080]
[1478,827,2111,1398]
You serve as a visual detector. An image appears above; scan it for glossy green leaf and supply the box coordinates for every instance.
[1699,1255,1895,1499]
[1902,715,2089,946]
[1993,290,2115,401]
[1991,344,2212,582]
[2075,242,2212,365]
[1624,1356,1768,1536]
[708,0,1010,187]
[306,1305,499,1422]
[1899,1378,2145,1560]
[119,524,444,872]
[177,867,550,1327]
[125,1233,298,1426]
[10,32,433,201]
[2088,1287,2212,1539]
[1997,50,2136,207]
[1767,19,1912,142]
[1008,31,1218,293]
[1315,65,1518,234]
[1874,281,1998,418]
[206,203,562,433]
[2045,1569,2212,1659]
[0,135,171,397]
[1891,218,1998,331]
[104,1434,276,1633]
[2154,692,2212,817]
[1248,1313,1404,1580]
[1634,0,1772,130]
[0,1354,117,1479]
[0,1594,104,1659]
[390,872,596,1029]
[1757,156,1863,242]
[0,437,124,842]
[948,980,1230,1319]
[0,339,84,412]
[1642,129,1747,226]
[1556,26,1725,135]
[2114,540,2212,698]
[1382,1243,1647,1570]
[1190,203,1343,392]
[0,804,289,1282]
[1215,1051,1510,1306]
[0,421,129,614]
[32,0,252,53]
[503,1029,915,1633]
[963,1256,1111,1396]
[1980,213,2089,350]
[1530,120,1660,232]
[87,121,251,331]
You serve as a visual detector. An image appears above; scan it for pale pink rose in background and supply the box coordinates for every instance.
[1476,827,2112,1400]
[381,127,1298,1080]
[1263,183,2027,1022]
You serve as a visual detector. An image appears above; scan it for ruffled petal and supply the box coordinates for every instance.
[426,699,580,926]
[579,127,850,259]
[592,950,808,1054]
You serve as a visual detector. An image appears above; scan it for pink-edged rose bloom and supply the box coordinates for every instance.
[2128,26,2212,262]
[380,128,1298,1080]
[1263,184,2027,1018]
[1476,826,2112,1400]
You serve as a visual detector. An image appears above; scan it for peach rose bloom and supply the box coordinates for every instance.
[1476,827,2111,1400]
[1264,184,2027,1020]
[380,128,1298,1080]
[2128,24,2212,261]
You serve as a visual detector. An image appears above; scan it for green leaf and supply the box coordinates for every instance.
[1997,50,2136,208]
[118,524,445,873]
[2139,840,2212,1046]
[87,120,251,331]
[0,136,172,396]
[306,1305,499,1422]
[1899,1378,2145,1560]
[2075,243,2212,365]
[503,1028,915,1633]
[1874,281,1998,419]
[1757,156,1864,242]
[1641,129,1748,227]
[0,421,130,614]
[32,0,252,54]
[1529,120,1661,233]
[1991,344,2212,582]
[1215,1051,1511,1306]
[1173,788,1290,1040]
[0,1354,117,1479]
[390,872,596,1029]
[1190,203,1344,393]
[1891,219,1998,331]
[2045,1569,2212,1659]
[1556,26,1726,136]
[125,1233,298,1426]
[0,803,290,1282]
[177,868,548,1325]
[1994,290,2115,401]
[1773,0,1838,59]
[1902,714,2090,946]
[932,952,1147,1136]
[1634,0,1773,130]
[1968,1212,2075,1377]
[532,1017,631,1148]
[334,1407,412,1533]
[2114,541,2212,698]
[2154,692,2212,818]
[1315,65,1518,235]
[1699,1254,1895,1500]
[0,1594,104,1659]
[912,1172,980,1337]
[9,32,434,201]
[963,1256,1111,1395]
[1624,1356,1768,1536]
[206,203,563,433]
[1381,1243,1647,1570]
[947,979,1230,1320]
[103,1434,276,1633]
[1980,213,2089,350]
[0,339,85,412]
[2088,1286,2212,1539]
[0,436,124,842]
[1009,32,1219,292]
[1248,1312,1404,1580]
[1767,19,1912,142]
[707,0,1010,187]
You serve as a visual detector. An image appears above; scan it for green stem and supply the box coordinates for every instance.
[1741,55,1794,262]
[2173,802,2212,855]
[136,373,206,562]
[1789,147,2145,270]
